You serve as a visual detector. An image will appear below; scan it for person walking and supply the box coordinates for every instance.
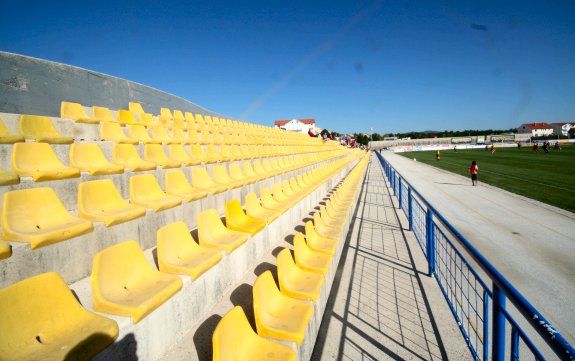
[469,160,479,186]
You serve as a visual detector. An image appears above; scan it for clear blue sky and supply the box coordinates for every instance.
[1,0,574,134]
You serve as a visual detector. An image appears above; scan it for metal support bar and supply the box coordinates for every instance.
[426,209,435,276]
[492,285,507,361]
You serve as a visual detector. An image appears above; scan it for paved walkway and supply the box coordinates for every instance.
[312,154,472,360]
[379,151,575,346]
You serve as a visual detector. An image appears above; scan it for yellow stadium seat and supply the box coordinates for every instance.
[272,183,296,206]
[112,144,157,171]
[242,162,265,182]
[277,248,324,303]
[218,145,235,162]
[91,240,183,323]
[0,117,24,143]
[304,221,337,255]
[100,122,138,144]
[253,271,313,346]
[260,187,289,213]
[187,129,201,144]
[319,205,346,230]
[138,113,156,127]
[252,159,269,178]
[117,109,139,126]
[228,163,255,185]
[293,232,331,275]
[191,168,228,194]
[78,180,146,226]
[213,306,296,361]
[0,272,118,361]
[172,110,186,130]
[199,130,211,145]
[197,209,248,254]
[92,106,117,123]
[165,170,208,202]
[70,143,124,175]
[262,159,279,176]
[230,145,244,159]
[211,131,223,145]
[11,142,80,181]
[240,145,254,159]
[224,200,266,236]
[144,144,181,168]
[245,193,280,223]
[0,240,11,260]
[0,167,19,186]
[282,180,300,199]
[168,144,201,166]
[312,212,341,239]
[157,221,222,280]
[128,102,145,115]
[19,115,73,144]
[151,125,175,144]
[160,108,173,122]
[189,144,210,164]
[2,187,93,249]
[213,165,244,189]
[205,144,222,163]
[129,174,182,212]
[60,101,99,124]
[129,124,160,144]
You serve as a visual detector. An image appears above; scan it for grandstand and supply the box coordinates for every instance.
[0,52,368,360]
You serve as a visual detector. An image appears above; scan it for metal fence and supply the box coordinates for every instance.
[376,151,574,361]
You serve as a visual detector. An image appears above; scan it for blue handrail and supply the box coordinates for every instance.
[375,150,574,361]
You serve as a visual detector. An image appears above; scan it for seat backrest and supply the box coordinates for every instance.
[212,306,257,361]
[113,144,143,164]
[92,106,116,122]
[165,170,193,194]
[139,113,156,127]
[252,271,279,322]
[228,163,245,180]
[244,193,262,212]
[157,221,196,265]
[3,187,71,231]
[129,124,152,141]
[144,144,170,162]
[197,208,227,240]
[130,174,165,198]
[78,179,126,213]
[191,167,213,188]
[60,101,88,120]
[241,162,256,177]
[12,142,68,172]
[70,143,110,169]
[160,108,173,121]
[0,117,20,140]
[117,110,138,125]
[171,127,187,143]
[128,102,145,115]
[224,200,246,223]
[212,165,232,183]
[189,144,206,159]
[19,115,62,139]
[100,121,129,140]
[151,125,171,141]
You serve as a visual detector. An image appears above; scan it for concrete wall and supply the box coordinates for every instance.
[0,51,219,117]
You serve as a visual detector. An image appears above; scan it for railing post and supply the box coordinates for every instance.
[426,209,435,276]
[483,291,490,361]
[492,284,507,361]
[398,177,402,209]
[408,187,413,231]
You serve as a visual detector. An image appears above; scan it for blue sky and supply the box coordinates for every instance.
[1,0,574,134]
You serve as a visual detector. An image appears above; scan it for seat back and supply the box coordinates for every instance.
[19,115,63,140]
[113,144,144,165]
[189,144,207,161]
[224,200,247,224]
[78,179,127,214]
[157,221,196,266]
[70,143,111,170]
[117,110,138,125]
[171,127,187,143]
[130,174,165,199]
[197,209,227,241]
[151,125,172,143]
[228,163,246,181]
[128,102,145,115]
[168,144,192,162]
[191,167,214,188]
[139,113,156,127]
[212,307,255,361]
[213,165,232,184]
[144,144,172,163]
[160,108,173,121]
[100,121,129,141]
[241,162,257,177]
[92,106,116,122]
[11,142,70,173]
[129,124,152,142]
[165,170,193,194]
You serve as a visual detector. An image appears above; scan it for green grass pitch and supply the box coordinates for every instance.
[398,144,575,213]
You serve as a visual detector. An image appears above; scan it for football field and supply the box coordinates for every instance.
[398,144,575,213]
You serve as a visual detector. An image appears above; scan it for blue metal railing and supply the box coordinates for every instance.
[376,151,574,361]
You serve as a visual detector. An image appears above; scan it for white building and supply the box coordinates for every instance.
[516,123,554,137]
[274,118,316,134]
[551,122,574,137]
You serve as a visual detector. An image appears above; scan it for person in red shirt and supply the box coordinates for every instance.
[469,160,478,186]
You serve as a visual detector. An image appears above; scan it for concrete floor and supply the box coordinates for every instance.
[311,154,473,360]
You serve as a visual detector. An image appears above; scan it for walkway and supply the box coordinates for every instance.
[312,154,472,360]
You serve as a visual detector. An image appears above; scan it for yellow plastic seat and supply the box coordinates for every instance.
[272,183,296,206]
[213,306,296,361]
[92,106,117,123]
[78,180,146,226]
[245,193,280,223]
[224,200,266,236]
[229,163,255,185]
[319,205,346,229]
[242,162,265,181]
[112,144,157,171]
[171,126,189,144]
[0,117,24,143]
[213,165,244,189]
[12,142,80,181]
[0,272,118,361]
[277,248,324,303]
[260,187,289,213]
[129,124,160,144]
[262,159,279,176]
[70,143,124,175]
[293,232,332,275]
[19,115,73,144]
[189,144,209,164]
[0,240,11,260]
[117,109,139,126]
[191,167,228,194]
[138,113,156,127]
[144,144,181,168]
[100,122,138,144]
[197,209,248,254]
[130,174,182,212]
[92,240,183,323]
[172,110,187,130]
[157,221,222,280]
[282,180,301,199]
[304,221,338,255]
[204,144,221,164]
[165,170,208,202]
[168,144,201,166]
[219,145,235,161]
[129,102,146,115]
[253,271,313,345]
[199,130,212,145]
[187,130,201,144]
[0,167,19,186]
[252,159,269,178]
[211,131,223,145]
[151,125,176,144]
[312,212,341,239]
[230,145,244,160]
[60,101,99,124]
[2,187,93,249]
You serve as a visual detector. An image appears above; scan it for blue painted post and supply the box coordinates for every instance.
[492,285,507,361]
[408,187,413,231]
[483,291,490,361]
[511,328,520,361]
[398,178,403,209]
[426,209,435,276]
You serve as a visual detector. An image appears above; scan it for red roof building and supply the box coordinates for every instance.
[273,118,316,133]
[517,122,554,137]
